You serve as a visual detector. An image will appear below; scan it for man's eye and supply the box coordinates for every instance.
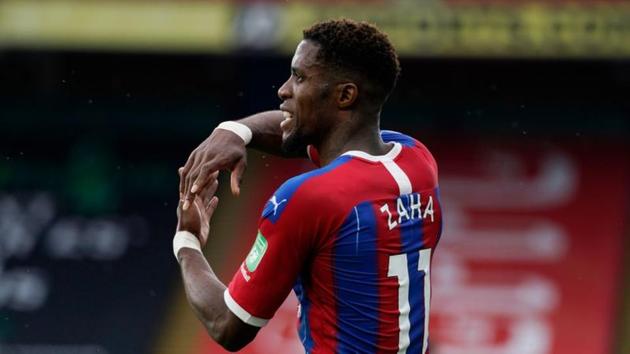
[292,72,304,82]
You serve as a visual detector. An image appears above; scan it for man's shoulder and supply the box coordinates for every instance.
[380,129,420,147]
[262,156,354,222]
[383,130,437,173]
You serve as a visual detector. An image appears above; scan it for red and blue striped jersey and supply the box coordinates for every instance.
[224,130,443,353]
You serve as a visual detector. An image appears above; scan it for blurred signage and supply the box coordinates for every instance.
[0,192,145,312]
[427,142,628,354]
[0,0,629,57]
[0,191,162,353]
[191,140,628,354]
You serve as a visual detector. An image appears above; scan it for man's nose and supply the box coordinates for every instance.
[277,79,291,100]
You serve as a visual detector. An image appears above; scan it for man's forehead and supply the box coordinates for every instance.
[291,40,320,69]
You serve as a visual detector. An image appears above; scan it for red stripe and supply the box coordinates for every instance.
[394,146,437,193]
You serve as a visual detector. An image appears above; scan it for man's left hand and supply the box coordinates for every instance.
[177,176,219,247]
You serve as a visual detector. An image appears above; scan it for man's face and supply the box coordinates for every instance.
[278,40,335,154]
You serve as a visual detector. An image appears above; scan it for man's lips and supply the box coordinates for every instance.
[280,110,294,131]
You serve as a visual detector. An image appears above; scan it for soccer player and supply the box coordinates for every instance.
[174,19,443,353]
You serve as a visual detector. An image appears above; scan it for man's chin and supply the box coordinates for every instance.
[281,132,307,156]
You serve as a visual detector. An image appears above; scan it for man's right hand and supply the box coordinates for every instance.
[179,128,247,210]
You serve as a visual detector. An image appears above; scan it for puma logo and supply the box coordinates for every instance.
[269,195,287,215]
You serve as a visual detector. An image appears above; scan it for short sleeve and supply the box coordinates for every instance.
[224,177,322,327]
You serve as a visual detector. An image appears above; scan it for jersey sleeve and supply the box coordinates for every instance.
[224,177,325,327]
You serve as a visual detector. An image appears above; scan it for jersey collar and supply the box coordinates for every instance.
[341,142,402,162]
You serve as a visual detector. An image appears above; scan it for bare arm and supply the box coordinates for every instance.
[237,110,286,156]
[174,180,259,351]
[179,110,305,209]
[177,249,259,351]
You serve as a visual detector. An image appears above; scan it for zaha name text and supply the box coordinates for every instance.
[380,192,435,230]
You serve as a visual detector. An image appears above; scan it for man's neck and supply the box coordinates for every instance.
[316,113,392,166]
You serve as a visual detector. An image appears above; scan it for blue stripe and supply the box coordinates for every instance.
[294,277,314,352]
[399,193,426,354]
[262,155,352,223]
[380,130,417,147]
[334,202,379,353]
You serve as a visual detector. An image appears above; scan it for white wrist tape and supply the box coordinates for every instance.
[173,231,202,260]
[215,121,253,145]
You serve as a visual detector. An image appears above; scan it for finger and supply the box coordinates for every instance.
[183,154,203,210]
[178,167,186,198]
[191,159,221,194]
[178,168,188,202]
[230,158,247,197]
[180,163,195,200]
[205,196,219,219]
[183,155,198,193]
[199,174,220,203]
[179,151,197,196]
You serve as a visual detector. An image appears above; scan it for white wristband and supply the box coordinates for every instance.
[173,231,202,260]
[215,121,253,145]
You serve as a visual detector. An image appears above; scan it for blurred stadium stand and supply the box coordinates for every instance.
[0,1,629,354]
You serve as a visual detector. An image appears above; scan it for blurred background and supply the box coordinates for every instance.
[0,0,629,353]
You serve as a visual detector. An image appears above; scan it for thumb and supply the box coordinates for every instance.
[230,158,247,197]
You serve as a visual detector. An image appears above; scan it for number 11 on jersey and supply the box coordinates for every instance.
[388,248,432,354]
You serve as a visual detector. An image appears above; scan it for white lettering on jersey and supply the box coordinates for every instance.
[269,195,287,215]
[397,197,410,223]
[410,193,422,219]
[380,203,398,230]
[423,195,434,222]
[380,193,436,230]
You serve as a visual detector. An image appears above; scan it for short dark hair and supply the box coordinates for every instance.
[303,19,401,107]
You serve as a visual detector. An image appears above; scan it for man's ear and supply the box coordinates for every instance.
[336,83,358,109]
